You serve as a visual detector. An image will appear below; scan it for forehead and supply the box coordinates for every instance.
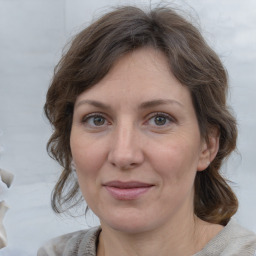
[100,48,173,89]
[75,47,192,108]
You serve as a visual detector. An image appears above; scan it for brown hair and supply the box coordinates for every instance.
[44,5,238,225]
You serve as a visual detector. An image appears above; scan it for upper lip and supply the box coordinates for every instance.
[103,181,154,188]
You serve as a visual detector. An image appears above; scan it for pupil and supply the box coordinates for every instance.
[155,116,166,125]
[94,116,104,126]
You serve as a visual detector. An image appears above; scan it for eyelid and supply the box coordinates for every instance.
[81,112,112,128]
[81,112,106,122]
[80,111,175,127]
[144,112,176,127]
[146,112,175,121]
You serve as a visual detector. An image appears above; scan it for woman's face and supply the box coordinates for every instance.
[70,48,210,234]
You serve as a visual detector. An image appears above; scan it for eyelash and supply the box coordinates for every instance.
[146,112,175,128]
[81,113,109,128]
[81,112,175,129]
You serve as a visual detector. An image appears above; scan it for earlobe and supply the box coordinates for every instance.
[197,128,220,171]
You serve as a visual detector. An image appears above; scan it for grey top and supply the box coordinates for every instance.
[37,220,256,256]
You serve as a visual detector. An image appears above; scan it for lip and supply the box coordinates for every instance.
[103,181,154,200]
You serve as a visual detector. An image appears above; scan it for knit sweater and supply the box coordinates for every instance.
[37,220,256,256]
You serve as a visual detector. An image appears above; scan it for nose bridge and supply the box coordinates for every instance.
[108,118,143,169]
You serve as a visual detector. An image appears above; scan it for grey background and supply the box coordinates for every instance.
[0,0,255,255]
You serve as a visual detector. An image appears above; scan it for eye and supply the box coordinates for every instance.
[154,116,167,126]
[147,112,174,127]
[82,113,109,128]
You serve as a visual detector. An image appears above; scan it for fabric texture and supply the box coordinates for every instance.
[37,220,256,256]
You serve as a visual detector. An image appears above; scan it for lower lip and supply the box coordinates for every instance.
[104,186,152,200]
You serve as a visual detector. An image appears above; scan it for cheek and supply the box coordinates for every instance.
[70,135,107,187]
[150,142,199,210]
[71,143,104,206]
[149,139,200,184]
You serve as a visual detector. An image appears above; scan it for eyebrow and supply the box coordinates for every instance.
[75,98,183,110]
[139,99,184,109]
[75,100,112,110]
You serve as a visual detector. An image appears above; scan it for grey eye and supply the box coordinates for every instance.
[83,114,107,127]
[154,116,167,126]
[93,116,106,126]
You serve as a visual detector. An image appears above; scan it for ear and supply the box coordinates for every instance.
[197,127,220,171]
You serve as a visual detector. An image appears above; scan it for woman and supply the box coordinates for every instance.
[38,5,256,256]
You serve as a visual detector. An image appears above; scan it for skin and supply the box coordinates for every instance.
[70,47,222,256]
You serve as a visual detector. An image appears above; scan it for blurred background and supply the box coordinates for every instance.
[0,0,255,255]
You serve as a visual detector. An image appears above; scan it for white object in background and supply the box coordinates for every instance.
[0,169,14,249]
[0,201,9,248]
[0,169,14,188]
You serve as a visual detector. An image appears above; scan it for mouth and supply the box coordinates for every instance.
[103,181,154,200]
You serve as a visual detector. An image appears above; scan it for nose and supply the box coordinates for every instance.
[107,122,144,170]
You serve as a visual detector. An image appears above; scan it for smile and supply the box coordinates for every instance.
[103,181,154,200]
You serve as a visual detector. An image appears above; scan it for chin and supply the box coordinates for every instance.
[106,222,152,234]
[99,210,159,234]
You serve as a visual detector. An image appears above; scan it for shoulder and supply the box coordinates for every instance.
[37,226,101,256]
[196,219,256,256]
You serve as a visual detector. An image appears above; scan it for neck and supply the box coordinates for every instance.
[97,213,223,256]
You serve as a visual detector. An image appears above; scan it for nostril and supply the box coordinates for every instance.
[108,150,143,170]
